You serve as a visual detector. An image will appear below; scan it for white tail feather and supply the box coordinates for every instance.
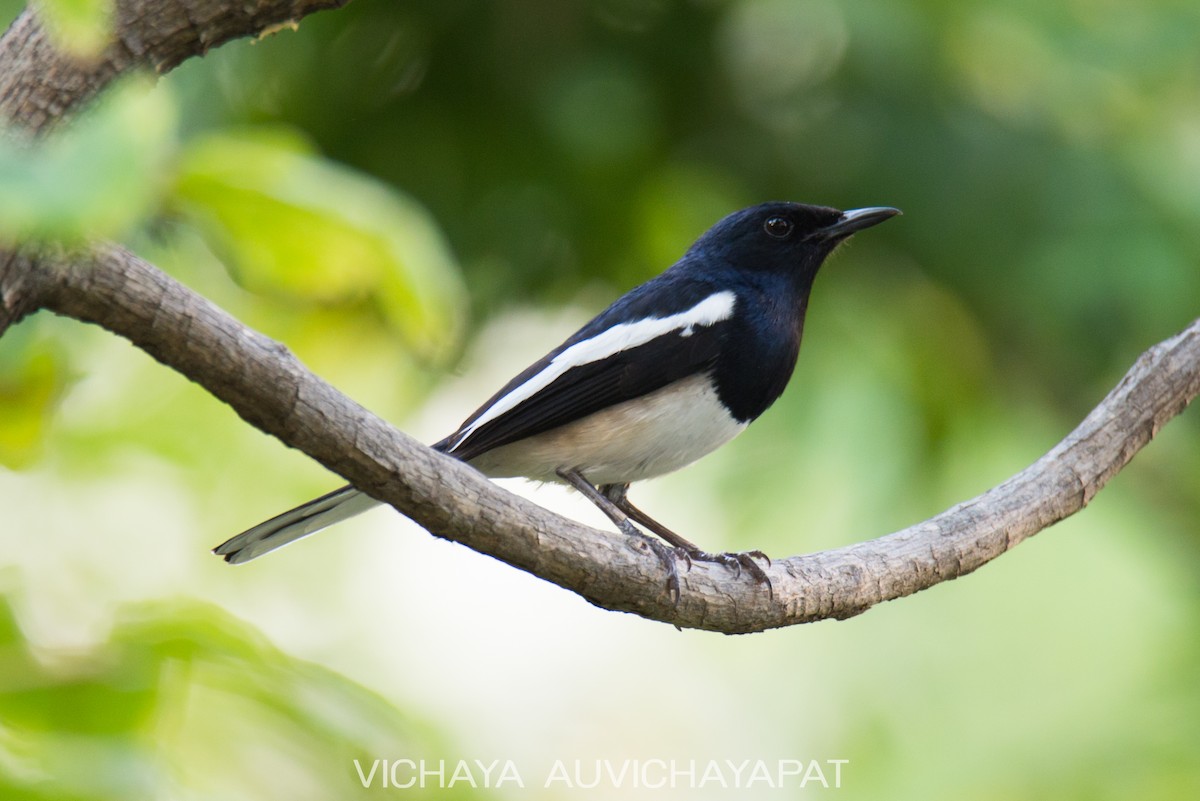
[214,486,381,564]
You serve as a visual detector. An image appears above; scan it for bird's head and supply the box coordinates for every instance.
[689,201,900,281]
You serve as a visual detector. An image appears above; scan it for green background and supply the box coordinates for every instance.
[2,0,1199,798]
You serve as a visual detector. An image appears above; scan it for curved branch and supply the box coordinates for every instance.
[1,0,1198,632]
[22,244,1200,632]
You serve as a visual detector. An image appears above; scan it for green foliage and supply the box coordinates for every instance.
[0,79,173,243]
[35,0,111,55]
[0,84,466,460]
[0,319,71,468]
[0,593,469,801]
[172,128,465,362]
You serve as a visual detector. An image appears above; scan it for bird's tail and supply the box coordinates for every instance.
[213,485,382,564]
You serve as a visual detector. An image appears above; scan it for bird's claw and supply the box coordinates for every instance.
[683,548,774,599]
[621,520,772,605]
[628,530,682,606]
[651,542,683,607]
[673,546,694,572]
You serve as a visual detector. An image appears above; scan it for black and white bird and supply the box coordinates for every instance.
[215,202,899,598]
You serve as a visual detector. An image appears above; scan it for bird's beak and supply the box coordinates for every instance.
[815,206,901,241]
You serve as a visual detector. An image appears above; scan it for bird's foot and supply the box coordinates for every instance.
[617,519,683,606]
[681,548,773,598]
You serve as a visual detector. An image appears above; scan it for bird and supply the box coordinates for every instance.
[214,202,900,601]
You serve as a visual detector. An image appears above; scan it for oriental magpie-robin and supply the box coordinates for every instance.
[215,202,899,599]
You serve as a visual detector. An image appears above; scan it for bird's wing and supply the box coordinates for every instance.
[436,280,735,462]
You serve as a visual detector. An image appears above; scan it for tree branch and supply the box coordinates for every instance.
[1,0,1197,633]
[19,244,1200,633]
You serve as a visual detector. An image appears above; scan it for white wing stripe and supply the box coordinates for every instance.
[453,290,737,446]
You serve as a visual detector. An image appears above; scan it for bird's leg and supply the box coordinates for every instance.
[556,468,681,605]
[600,483,773,598]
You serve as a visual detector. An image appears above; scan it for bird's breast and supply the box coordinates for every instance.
[466,372,747,485]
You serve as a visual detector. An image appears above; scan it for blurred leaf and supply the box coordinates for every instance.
[0,594,471,801]
[0,321,73,469]
[172,128,466,362]
[0,78,174,243]
[37,0,113,56]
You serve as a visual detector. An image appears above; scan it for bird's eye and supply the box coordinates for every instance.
[763,216,794,239]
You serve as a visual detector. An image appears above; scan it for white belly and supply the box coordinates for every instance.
[467,372,747,485]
